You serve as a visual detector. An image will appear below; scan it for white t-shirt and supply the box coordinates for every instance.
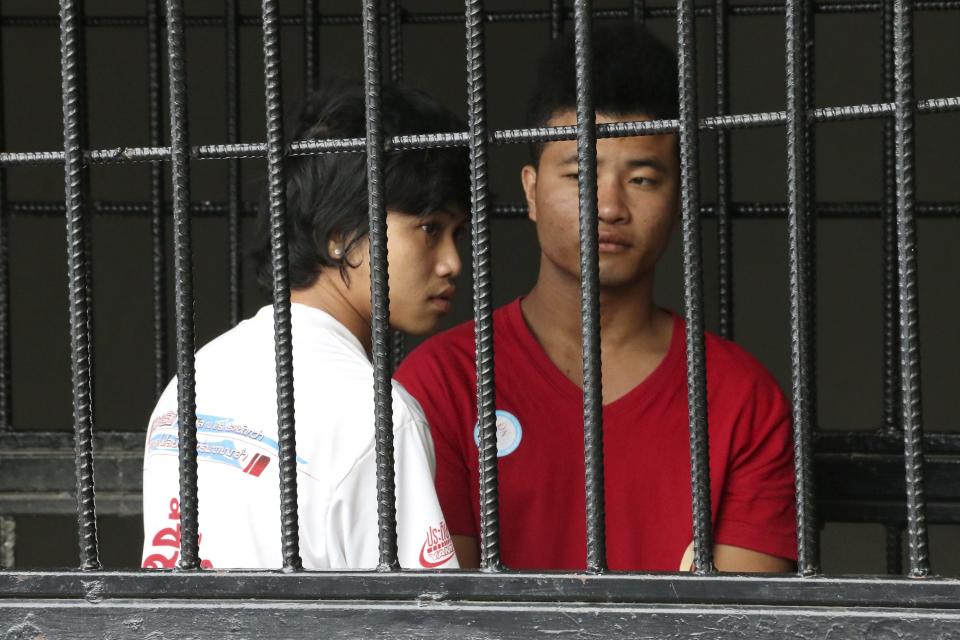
[141,303,458,570]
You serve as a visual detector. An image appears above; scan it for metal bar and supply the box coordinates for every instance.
[465,0,502,572]
[4,570,960,606]
[1,95,960,167]
[714,0,733,339]
[147,0,168,400]
[571,0,606,574]
[76,0,96,439]
[881,0,901,434]
[2,94,959,167]
[226,0,242,327]
[785,0,819,576]
[303,0,320,95]
[5,601,960,638]
[633,0,647,24]
[802,0,818,440]
[387,0,406,372]
[361,0,399,572]
[59,0,100,572]
[886,523,904,574]
[802,0,821,568]
[677,0,714,575]
[164,0,200,570]
[0,1,10,430]
[388,0,403,82]
[6,601,960,638]
[7,1,960,27]
[892,0,930,578]
[7,199,960,221]
[0,516,13,568]
[550,0,563,38]
[261,0,303,572]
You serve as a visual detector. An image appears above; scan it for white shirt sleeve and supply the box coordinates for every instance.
[326,420,460,569]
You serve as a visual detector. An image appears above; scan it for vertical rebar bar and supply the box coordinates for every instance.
[714,0,733,339]
[164,0,200,570]
[892,0,930,578]
[572,0,605,574]
[786,0,818,576]
[465,0,501,572]
[0,2,10,430]
[361,0,399,572]
[147,0,168,399]
[59,0,100,571]
[632,0,646,25]
[226,0,242,327]
[0,517,13,569]
[77,0,96,428]
[881,0,901,434]
[384,0,405,372]
[387,0,406,371]
[885,522,903,575]
[676,0,714,574]
[261,0,303,572]
[550,0,564,40]
[388,0,403,83]
[802,0,818,444]
[303,0,320,96]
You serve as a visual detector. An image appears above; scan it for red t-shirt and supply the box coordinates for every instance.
[395,298,797,570]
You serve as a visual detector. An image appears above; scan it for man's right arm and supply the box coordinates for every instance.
[395,344,479,568]
[453,535,481,568]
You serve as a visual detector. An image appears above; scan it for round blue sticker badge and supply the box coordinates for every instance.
[473,410,523,457]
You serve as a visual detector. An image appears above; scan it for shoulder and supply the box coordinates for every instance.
[392,381,430,429]
[702,330,784,397]
[194,307,274,368]
[404,317,477,366]
[397,301,518,377]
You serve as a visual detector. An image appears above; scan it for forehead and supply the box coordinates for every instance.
[540,110,678,163]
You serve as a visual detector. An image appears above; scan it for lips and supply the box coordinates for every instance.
[597,231,632,253]
[428,286,456,312]
[597,231,631,248]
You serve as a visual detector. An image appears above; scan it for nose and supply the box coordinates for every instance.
[436,233,462,279]
[597,175,629,225]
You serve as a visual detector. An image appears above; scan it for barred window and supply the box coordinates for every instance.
[0,0,958,636]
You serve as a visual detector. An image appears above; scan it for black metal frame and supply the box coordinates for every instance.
[0,0,958,636]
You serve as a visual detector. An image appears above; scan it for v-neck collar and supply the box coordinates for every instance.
[502,297,684,418]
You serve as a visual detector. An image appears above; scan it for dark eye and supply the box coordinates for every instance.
[453,224,467,241]
[420,222,441,236]
[631,176,655,187]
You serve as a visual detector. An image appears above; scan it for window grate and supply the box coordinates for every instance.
[0,0,958,635]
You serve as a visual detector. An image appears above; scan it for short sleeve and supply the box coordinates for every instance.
[326,420,459,569]
[395,349,477,538]
[713,373,798,561]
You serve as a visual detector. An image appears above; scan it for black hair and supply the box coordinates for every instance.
[526,24,679,164]
[253,80,469,290]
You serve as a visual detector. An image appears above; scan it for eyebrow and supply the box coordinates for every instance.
[559,153,667,173]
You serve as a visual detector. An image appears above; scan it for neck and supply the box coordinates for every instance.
[522,258,661,351]
[290,274,372,353]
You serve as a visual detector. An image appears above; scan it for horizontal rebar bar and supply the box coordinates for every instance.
[6,200,960,219]
[3,1,960,29]
[0,96,957,167]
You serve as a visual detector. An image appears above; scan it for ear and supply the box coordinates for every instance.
[521,164,539,223]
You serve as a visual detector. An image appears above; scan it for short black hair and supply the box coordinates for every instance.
[253,80,469,290]
[526,24,679,164]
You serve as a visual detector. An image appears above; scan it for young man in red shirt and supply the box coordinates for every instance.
[394,25,797,571]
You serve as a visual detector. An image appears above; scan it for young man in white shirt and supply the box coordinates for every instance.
[142,82,468,570]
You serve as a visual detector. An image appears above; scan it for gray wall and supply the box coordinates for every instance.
[3,0,958,572]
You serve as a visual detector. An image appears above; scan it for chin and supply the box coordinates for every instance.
[597,271,642,289]
[392,318,437,337]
